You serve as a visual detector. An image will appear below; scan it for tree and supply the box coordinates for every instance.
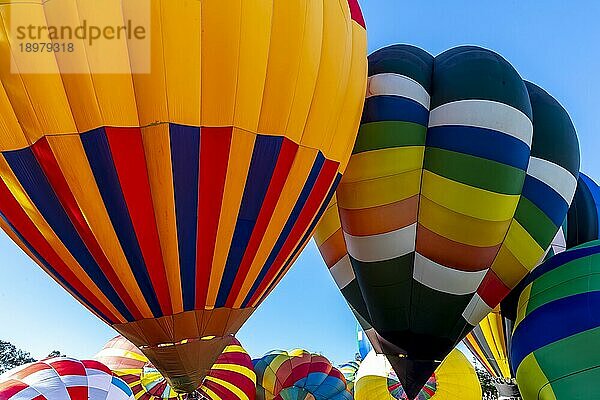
[0,340,35,373]
[46,350,65,358]
[474,358,499,400]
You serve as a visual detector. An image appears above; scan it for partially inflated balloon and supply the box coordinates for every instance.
[463,307,521,398]
[320,44,580,397]
[0,358,134,400]
[253,350,352,400]
[511,241,600,399]
[95,336,256,400]
[354,349,481,400]
[0,0,367,393]
[463,306,513,379]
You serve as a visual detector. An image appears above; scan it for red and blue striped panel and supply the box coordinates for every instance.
[0,125,339,324]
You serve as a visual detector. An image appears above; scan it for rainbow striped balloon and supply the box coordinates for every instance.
[315,43,580,396]
[96,336,255,400]
[253,349,351,400]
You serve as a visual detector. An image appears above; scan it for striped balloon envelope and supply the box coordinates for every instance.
[95,336,255,400]
[357,325,373,360]
[354,349,481,400]
[253,349,352,400]
[0,357,134,400]
[540,173,600,259]
[565,173,600,248]
[339,361,360,393]
[463,306,513,379]
[502,174,600,323]
[0,0,367,393]
[314,195,395,358]
[316,43,580,397]
[462,307,522,399]
[511,240,600,399]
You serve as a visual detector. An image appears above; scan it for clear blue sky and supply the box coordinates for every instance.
[1,0,600,367]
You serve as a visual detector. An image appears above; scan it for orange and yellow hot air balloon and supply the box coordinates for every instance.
[0,0,367,393]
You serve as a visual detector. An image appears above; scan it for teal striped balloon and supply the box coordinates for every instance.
[511,240,600,399]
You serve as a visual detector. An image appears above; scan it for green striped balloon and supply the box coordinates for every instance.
[511,240,600,399]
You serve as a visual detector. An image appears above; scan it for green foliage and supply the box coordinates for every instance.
[474,358,499,400]
[47,350,65,358]
[0,340,35,373]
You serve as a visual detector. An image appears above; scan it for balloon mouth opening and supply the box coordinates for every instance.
[388,372,438,400]
[138,335,222,350]
[135,334,235,395]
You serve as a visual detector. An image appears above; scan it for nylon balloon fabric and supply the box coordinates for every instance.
[354,349,481,400]
[357,326,373,361]
[315,43,580,397]
[532,173,600,260]
[462,307,521,398]
[501,174,600,323]
[463,306,513,379]
[314,195,397,357]
[95,336,256,400]
[339,361,360,393]
[0,358,134,400]
[0,0,367,393]
[253,349,352,400]
[565,173,600,248]
[511,240,600,399]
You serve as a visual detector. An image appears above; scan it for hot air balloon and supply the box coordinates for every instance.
[487,177,600,398]
[316,43,580,397]
[95,336,256,400]
[354,349,481,400]
[511,240,600,400]
[540,173,600,259]
[462,307,521,399]
[566,173,600,248]
[314,195,401,357]
[0,0,367,393]
[339,361,360,393]
[0,357,134,400]
[463,306,512,379]
[502,174,600,322]
[463,176,595,396]
[357,325,373,360]
[253,349,352,400]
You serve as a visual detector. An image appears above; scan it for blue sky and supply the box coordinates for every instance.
[2,0,600,367]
